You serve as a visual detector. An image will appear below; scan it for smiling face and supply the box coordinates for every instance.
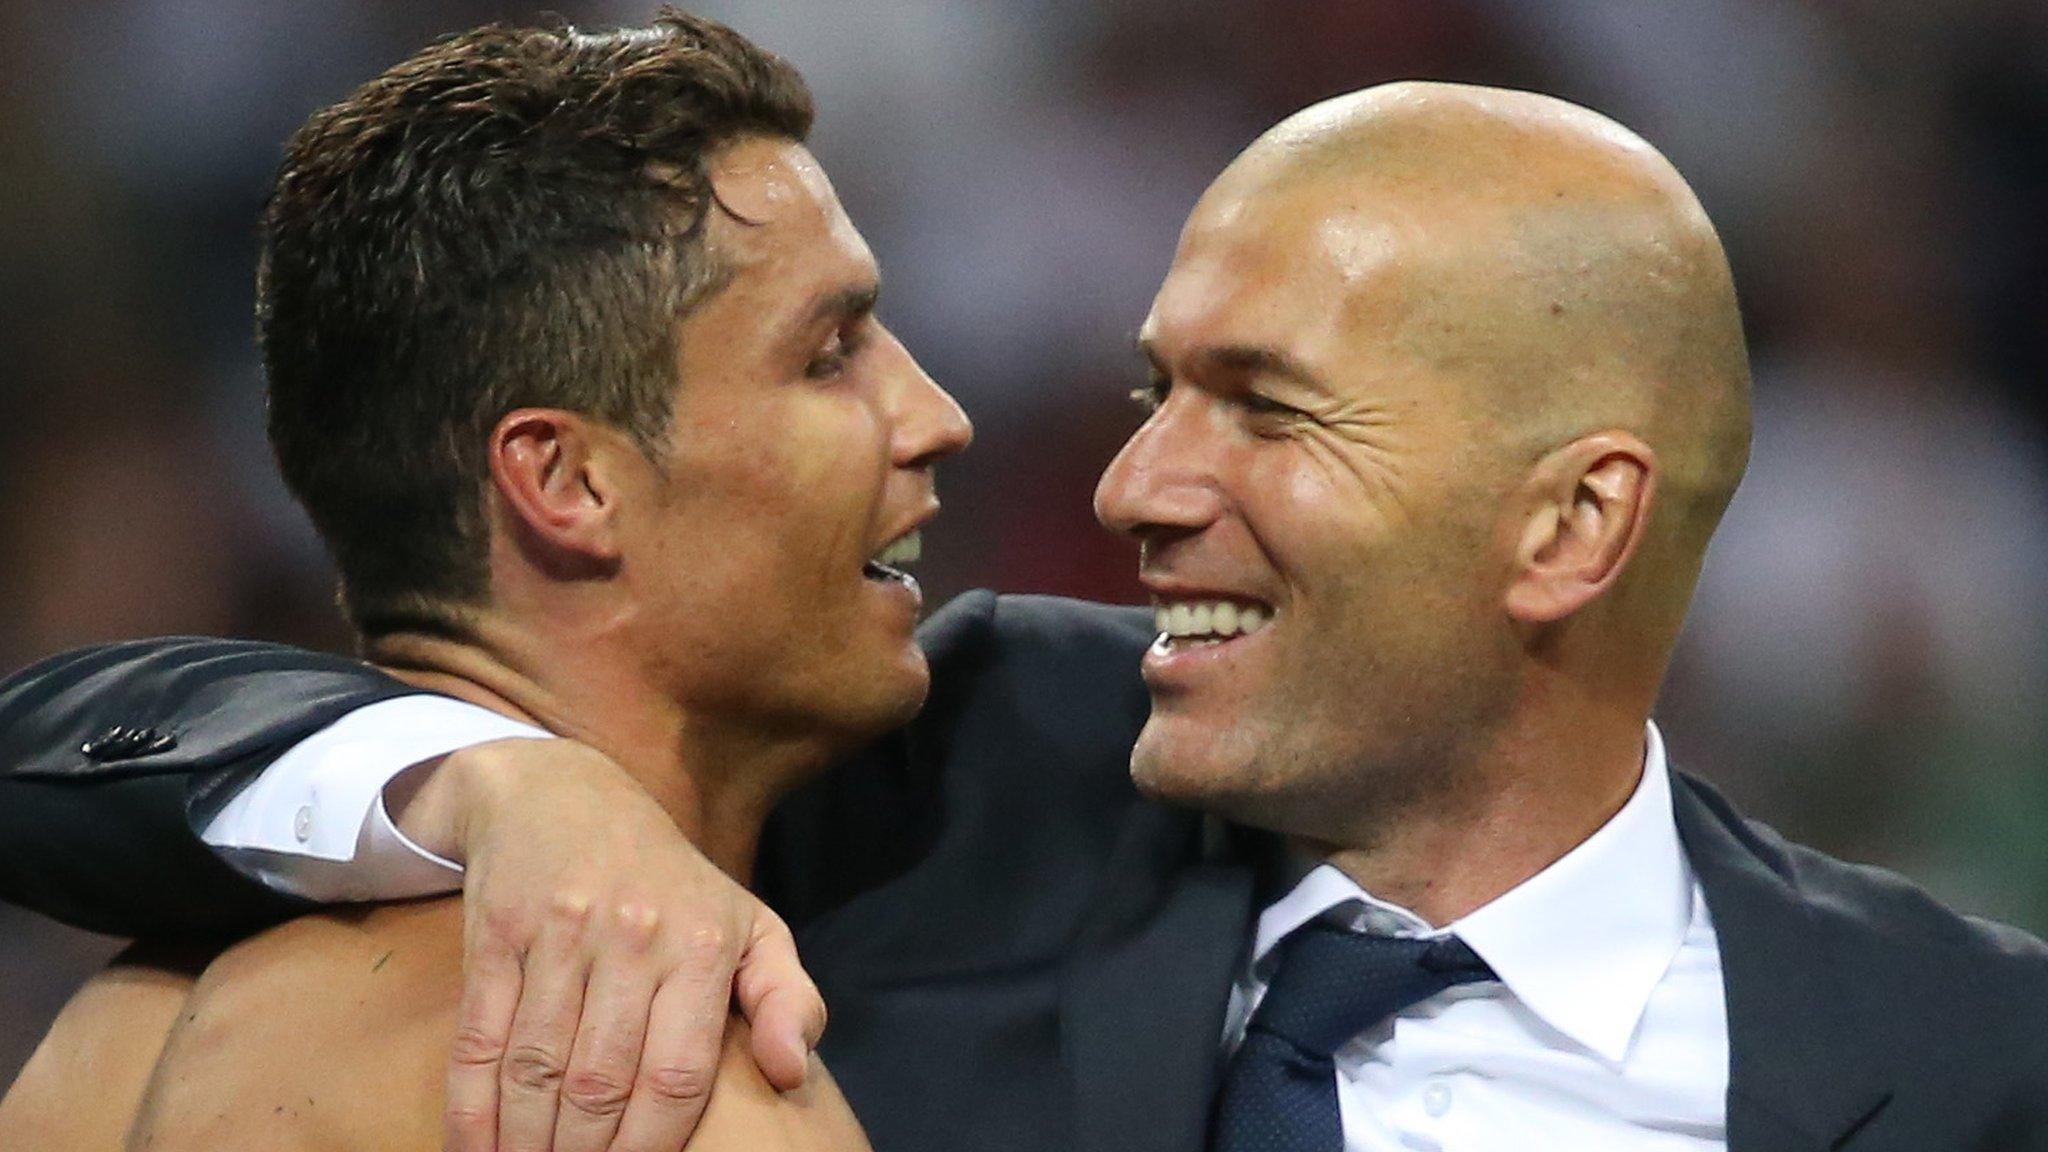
[1094,167,1527,846]
[1096,83,1757,885]
[616,136,972,746]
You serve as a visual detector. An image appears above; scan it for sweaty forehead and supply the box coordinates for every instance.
[704,137,872,272]
[711,137,832,221]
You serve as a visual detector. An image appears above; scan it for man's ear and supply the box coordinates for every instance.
[489,409,627,570]
[1504,431,1656,625]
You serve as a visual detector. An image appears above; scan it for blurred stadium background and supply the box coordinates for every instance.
[3,0,2045,1087]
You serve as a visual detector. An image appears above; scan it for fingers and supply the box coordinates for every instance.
[741,984,824,1091]
[438,742,798,1152]
[733,912,826,1091]
[445,910,526,1152]
[607,925,740,1152]
[548,904,660,1152]
[495,895,597,1152]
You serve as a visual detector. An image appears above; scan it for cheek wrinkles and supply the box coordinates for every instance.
[1283,400,1424,532]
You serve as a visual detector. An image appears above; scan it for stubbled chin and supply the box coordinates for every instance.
[1128,720,1203,800]
[1128,709,1273,810]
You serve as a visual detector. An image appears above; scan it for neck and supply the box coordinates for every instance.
[1308,690,1651,927]
[365,620,828,886]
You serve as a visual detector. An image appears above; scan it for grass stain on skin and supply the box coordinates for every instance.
[371,950,395,974]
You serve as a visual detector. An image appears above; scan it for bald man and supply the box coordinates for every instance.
[4,83,2048,1152]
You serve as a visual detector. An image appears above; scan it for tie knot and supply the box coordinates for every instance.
[1247,923,1496,1059]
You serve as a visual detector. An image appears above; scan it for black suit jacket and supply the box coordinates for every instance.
[4,591,2047,1151]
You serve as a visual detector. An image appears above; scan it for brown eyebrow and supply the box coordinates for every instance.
[1204,343,1322,388]
[800,282,880,334]
[1134,336,1325,391]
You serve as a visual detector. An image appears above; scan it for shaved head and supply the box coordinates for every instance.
[1214,82,1752,599]
[1098,82,1757,881]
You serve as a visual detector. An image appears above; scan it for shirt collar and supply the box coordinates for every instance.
[1247,722,1695,1064]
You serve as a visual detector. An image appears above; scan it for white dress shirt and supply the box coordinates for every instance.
[1226,723,1728,1151]
[199,695,546,900]
[205,703,1731,1151]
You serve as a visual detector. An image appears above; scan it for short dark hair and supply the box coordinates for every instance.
[259,10,813,637]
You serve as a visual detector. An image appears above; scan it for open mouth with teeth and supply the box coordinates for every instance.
[863,530,923,586]
[1152,597,1274,648]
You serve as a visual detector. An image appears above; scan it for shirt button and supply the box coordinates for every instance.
[1422,1081,1453,1118]
[293,805,314,843]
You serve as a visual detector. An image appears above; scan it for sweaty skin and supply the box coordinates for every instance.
[103,902,864,1152]
[0,126,966,1152]
[1098,81,1754,925]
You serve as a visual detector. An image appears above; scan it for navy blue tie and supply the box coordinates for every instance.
[1209,923,1498,1152]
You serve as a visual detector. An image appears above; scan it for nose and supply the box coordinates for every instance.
[1094,387,1224,538]
[882,329,974,468]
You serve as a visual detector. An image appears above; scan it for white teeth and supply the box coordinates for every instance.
[1212,601,1239,634]
[1152,598,1274,640]
[873,530,921,568]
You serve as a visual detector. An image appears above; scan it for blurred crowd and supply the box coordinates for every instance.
[3,0,2045,1086]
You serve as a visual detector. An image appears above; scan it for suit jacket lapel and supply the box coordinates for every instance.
[1675,775,1893,1151]
[1061,768,1897,1152]
[1061,804,1257,1152]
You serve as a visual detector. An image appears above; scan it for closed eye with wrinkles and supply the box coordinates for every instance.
[1129,372,1309,431]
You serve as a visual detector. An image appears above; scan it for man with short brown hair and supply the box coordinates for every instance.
[0,12,968,1152]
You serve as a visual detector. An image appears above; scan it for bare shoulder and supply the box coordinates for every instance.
[133,898,465,1152]
[0,944,205,1152]
[691,1020,873,1152]
[108,901,868,1152]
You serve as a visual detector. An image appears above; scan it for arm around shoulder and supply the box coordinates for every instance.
[0,637,416,935]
